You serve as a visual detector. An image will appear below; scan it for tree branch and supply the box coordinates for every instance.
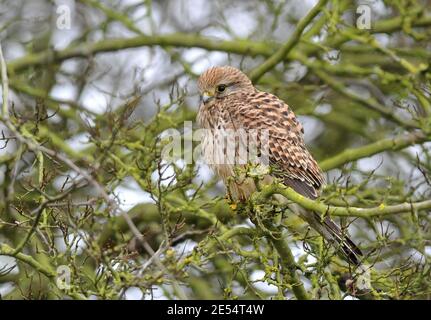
[269,235,310,300]
[253,183,431,218]
[320,131,429,171]
[248,0,328,82]
[6,15,431,73]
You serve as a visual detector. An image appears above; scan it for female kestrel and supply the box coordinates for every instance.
[197,66,362,265]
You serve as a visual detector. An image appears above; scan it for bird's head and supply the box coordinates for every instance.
[197,66,254,105]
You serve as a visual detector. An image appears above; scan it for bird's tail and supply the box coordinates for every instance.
[291,204,363,265]
[317,214,363,266]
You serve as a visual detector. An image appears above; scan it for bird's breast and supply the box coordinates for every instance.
[198,120,272,201]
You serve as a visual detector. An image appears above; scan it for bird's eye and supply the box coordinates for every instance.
[216,84,226,93]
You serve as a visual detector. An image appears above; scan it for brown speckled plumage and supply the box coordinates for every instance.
[197,66,362,265]
[197,66,324,199]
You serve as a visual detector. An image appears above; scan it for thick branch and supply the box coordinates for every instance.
[0,243,56,279]
[7,15,431,73]
[269,235,310,300]
[320,131,429,171]
[254,183,431,218]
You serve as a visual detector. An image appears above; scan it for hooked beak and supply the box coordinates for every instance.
[201,91,214,104]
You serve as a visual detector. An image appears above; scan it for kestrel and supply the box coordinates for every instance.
[197,66,362,265]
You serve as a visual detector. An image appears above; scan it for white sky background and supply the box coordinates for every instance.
[0,0,430,299]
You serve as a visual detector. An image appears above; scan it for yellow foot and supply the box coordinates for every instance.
[229,203,238,211]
